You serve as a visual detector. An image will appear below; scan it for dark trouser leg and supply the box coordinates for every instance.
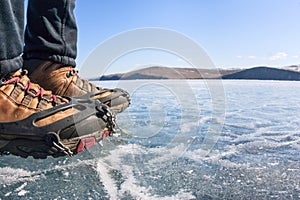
[0,0,24,73]
[23,0,77,67]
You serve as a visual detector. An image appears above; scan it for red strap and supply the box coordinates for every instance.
[76,131,111,153]
[76,137,96,153]
[101,131,111,141]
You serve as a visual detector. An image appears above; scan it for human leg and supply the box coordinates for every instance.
[23,0,130,113]
[0,1,115,158]
[0,0,24,73]
[23,0,77,66]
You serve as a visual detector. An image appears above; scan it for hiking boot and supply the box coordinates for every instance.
[24,59,130,113]
[0,69,115,158]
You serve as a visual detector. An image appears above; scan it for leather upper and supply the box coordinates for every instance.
[0,70,71,123]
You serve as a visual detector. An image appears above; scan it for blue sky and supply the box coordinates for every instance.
[75,0,300,74]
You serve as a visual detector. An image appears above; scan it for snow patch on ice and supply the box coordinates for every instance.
[0,167,39,184]
[95,144,197,199]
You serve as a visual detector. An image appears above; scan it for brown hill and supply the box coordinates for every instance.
[90,65,300,81]
[96,66,239,80]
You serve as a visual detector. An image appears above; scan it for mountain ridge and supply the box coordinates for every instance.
[89,65,300,81]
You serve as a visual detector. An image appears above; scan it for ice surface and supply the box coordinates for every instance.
[0,80,300,199]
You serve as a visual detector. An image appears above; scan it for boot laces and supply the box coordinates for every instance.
[1,70,67,105]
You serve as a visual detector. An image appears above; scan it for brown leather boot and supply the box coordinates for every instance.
[0,69,116,158]
[24,59,130,113]
[0,70,68,123]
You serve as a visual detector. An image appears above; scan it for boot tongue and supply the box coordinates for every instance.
[23,59,47,75]
[24,59,68,75]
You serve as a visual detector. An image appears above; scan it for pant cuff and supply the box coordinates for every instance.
[23,52,76,67]
[0,56,23,73]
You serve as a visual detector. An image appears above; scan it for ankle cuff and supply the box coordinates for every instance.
[0,56,23,73]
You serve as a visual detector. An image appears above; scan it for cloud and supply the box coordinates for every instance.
[269,52,288,61]
[248,55,256,59]
[236,55,256,59]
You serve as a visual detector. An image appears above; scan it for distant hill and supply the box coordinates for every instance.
[90,65,300,81]
[91,66,239,80]
[222,66,300,81]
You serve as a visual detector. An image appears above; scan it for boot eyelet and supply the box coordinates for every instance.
[66,72,71,78]
[0,78,6,86]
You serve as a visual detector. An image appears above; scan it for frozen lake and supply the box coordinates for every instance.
[0,80,300,199]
